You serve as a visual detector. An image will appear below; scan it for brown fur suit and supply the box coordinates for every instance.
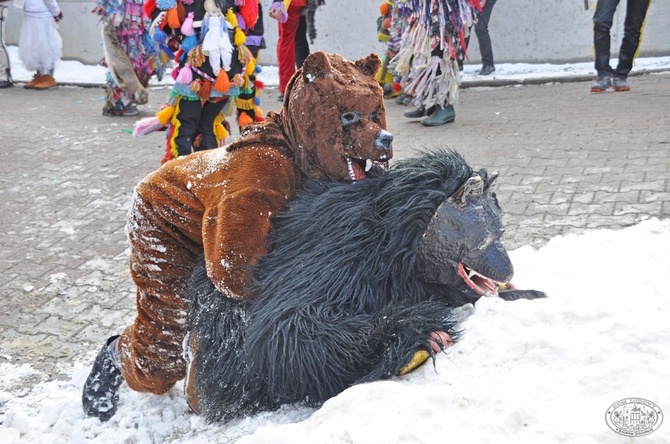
[116,51,394,395]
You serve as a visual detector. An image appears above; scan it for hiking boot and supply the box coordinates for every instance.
[0,79,12,88]
[34,74,57,90]
[23,73,42,89]
[277,93,284,102]
[394,93,406,105]
[590,75,611,93]
[421,105,456,126]
[82,335,125,421]
[478,65,496,76]
[612,76,630,92]
[124,102,139,116]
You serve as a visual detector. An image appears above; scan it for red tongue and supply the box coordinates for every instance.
[352,161,366,181]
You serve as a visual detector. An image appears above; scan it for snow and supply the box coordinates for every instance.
[3,48,670,443]
[1,218,668,443]
[7,45,670,87]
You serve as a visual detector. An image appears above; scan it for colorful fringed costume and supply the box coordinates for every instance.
[94,0,166,116]
[136,0,266,163]
[234,0,265,129]
[390,0,481,114]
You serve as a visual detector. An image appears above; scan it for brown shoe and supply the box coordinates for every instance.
[34,74,57,90]
[23,73,43,89]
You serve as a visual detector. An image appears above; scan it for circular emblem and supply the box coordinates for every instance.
[605,398,663,437]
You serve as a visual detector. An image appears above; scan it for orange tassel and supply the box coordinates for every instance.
[198,80,212,100]
[213,70,231,93]
[167,7,180,29]
[238,112,253,128]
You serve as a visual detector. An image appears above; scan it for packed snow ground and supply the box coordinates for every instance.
[1,218,669,443]
[7,46,670,87]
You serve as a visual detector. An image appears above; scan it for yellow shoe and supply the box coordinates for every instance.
[23,73,42,89]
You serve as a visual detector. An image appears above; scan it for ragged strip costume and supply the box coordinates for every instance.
[81,51,395,422]
[94,0,167,116]
[390,0,482,126]
[136,0,266,163]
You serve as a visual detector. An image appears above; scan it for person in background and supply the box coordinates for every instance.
[390,0,480,126]
[132,0,261,164]
[591,0,651,92]
[235,0,267,130]
[18,0,63,90]
[268,0,323,102]
[0,0,12,88]
[474,0,497,76]
[93,0,166,116]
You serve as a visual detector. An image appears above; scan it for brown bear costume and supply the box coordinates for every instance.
[82,51,394,421]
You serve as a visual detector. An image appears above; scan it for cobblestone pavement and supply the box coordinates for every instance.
[1,72,669,402]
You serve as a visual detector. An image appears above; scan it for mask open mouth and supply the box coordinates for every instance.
[347,158,387,181]
[457,262,504,297]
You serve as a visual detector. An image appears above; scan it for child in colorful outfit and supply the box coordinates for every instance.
[135,0,261,163]
[94,0,167,116]
[18,0,63,90]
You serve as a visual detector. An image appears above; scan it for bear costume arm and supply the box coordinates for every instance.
[198,146,301,298]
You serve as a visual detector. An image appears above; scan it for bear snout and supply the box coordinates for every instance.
[375,130,393,151]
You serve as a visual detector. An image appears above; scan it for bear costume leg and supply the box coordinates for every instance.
[116,182,203,394]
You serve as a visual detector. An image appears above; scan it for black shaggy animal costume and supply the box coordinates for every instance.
[188,148,545,422]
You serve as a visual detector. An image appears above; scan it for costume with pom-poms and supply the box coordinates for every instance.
[137,0,262,163]
[233,0,266,130]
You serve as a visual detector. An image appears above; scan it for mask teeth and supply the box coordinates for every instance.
[347,158,356,181]
[365,159,373,172]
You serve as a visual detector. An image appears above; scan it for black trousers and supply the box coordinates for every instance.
[593,0,651,78]
[474,0,497,67]
[295,14,310,69]
[174,99,226,157]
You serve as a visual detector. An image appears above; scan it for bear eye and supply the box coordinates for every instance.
[341,111,362,127]
[369,111,378,122]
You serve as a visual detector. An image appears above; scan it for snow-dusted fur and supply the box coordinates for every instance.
[188,149,536,422]
[101,22,148,104]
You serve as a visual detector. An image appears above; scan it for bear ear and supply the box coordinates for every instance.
[301,51,333,80]
[354,54,382,78]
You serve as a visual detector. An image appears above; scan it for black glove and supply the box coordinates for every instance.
[54,12,63,23]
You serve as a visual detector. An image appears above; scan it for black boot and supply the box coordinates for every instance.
[82,335,124,421]
[403,105,436,119]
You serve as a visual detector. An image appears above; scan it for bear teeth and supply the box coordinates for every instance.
[365,159,373,172]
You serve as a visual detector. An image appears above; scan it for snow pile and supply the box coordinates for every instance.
[1,219,669,444]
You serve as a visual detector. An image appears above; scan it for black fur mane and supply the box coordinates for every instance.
[189,148,478,422]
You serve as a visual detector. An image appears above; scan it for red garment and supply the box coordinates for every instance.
[277,3,305,93]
